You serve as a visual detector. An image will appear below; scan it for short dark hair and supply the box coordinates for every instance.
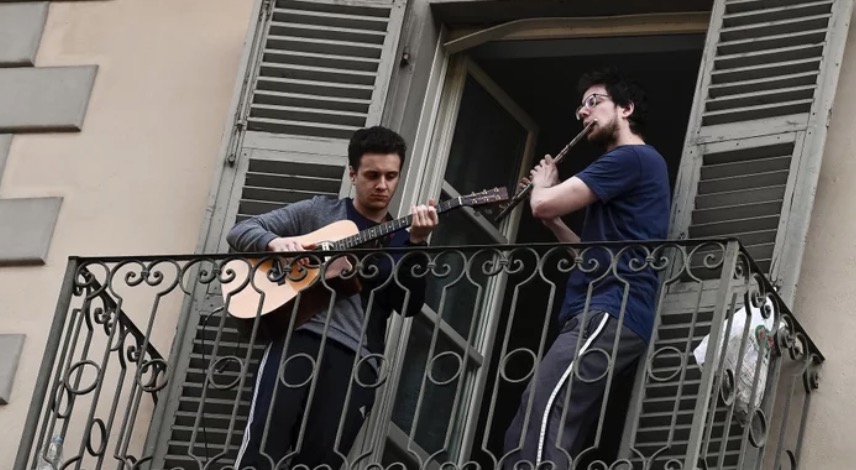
[577,67,648,136]
[347,126,407,169]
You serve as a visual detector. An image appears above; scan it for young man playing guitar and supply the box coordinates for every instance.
[228,126,439,470]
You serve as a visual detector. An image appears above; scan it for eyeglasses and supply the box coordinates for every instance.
[575,93,611,121]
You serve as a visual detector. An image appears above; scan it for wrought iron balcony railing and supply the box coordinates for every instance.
[14,239,821,470]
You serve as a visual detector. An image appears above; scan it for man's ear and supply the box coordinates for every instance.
[348,165,356,182]
[621,101,635,120]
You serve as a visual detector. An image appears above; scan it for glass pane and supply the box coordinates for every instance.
[391,315,476,457]
[427,196,497,338]
[444,74,528,228]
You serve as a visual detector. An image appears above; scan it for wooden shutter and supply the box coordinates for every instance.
[627,0,853,468]
[153,0,407,467]
[669,0,853,303]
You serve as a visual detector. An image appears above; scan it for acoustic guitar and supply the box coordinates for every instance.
[221,188,509,336]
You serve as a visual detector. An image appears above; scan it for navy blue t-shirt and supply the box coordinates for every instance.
[345,198,412,264]
[559,144,671,343]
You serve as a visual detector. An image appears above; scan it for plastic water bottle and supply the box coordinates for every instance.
[36,435,63,470]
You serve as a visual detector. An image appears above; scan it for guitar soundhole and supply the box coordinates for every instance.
[269,258,318,285]
[269,260,288,286]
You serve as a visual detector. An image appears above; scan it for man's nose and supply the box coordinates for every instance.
[377,177,389,189]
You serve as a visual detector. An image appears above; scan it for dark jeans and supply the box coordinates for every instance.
[503,311,647,470]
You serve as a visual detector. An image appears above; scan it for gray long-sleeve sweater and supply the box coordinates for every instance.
[226,195,426,362]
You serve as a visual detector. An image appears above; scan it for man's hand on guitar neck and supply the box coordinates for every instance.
[408,198,439,245]
[266,237,316,266]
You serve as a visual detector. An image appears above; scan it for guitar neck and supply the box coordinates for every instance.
[335,198,461,250]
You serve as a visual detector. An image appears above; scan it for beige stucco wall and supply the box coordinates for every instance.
[794,6,856,468]
[0,0,253,467]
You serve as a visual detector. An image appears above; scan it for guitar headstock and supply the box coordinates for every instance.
[458,187,510,207]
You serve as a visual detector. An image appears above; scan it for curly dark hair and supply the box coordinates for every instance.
[347,126,407,169]
[577,67,649,137]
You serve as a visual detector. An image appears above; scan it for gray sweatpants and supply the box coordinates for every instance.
[503,310,647,469]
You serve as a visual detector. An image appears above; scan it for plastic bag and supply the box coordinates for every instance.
[692,298,775,423]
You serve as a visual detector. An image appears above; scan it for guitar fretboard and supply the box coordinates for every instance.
[333,198,460,250]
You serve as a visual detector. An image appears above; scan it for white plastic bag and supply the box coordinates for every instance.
[693,298,775,423]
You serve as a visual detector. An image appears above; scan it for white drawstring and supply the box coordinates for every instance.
[536,313,610,465]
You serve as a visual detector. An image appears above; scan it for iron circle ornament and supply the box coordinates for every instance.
[428,351,464,386]
[574,347,613,384]
[207,356,245,390]
[499,347,538,384]
[354,353,389,389]
[64,360,102,395]
[647,346,685,382]
[748,408,769,448]
[719,368,736,406]
[278,352,317,389]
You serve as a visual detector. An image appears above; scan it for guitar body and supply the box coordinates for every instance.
[221,220,362,338]
[220,187,509,340]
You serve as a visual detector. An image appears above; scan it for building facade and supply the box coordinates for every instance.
[1,0,855,468]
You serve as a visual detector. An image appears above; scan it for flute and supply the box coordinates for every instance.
[494,119,597,223]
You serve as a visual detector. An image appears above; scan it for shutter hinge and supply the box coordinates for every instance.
[263,0,274,17]
[228,149,248,167]
[226,120,246,166]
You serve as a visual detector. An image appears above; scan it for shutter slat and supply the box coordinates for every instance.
[692,200,783,225]
[643,384,702,402]
[256,76,375,100]
[639,423,735,439]
[244,171,343,193]
[715,43,824,70]
[640,409,729,428]
[254,90,371,114]
[259,62,378,86]
[266,35,384,59]
[708,71,817,99]
[702,98,814,125]
[710,57,820,85]
[745,242,775,262]
[242,185,338,206]
[717,28,827,55]
[701,154,791,178]
[248,159,344,179]
[263,49,380,72]
[704,85,815,112]
[179,397,251,415]
[641,394,700,414]
[247,117,360,139]
[726,0,829,14]
[719,14,831,42]
[276,0,391,17]
[726,229,779,247]
[697,169,789,195]
[174,411,246,429]
[722,0,832,27]
[250,104,368,127]
[274,8,391,29]
[696,186,786,209]
[702,142,794,165]
[269,21,387,44]
[689,215,780,237]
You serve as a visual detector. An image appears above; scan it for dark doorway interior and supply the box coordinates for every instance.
[464,34,704,466]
